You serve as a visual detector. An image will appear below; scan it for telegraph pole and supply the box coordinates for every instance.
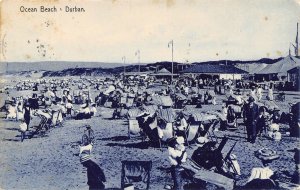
[168,40,174,82]
[122,56,126,79]
[135,50,140,73]
[296,22,299,57]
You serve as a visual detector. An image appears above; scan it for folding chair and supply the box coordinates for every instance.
[128,119,141,138]
[121,160,152,190]
[204,120,219,142]
[222,141,239,178]
[181,159,234,190]
[185,123,200,145]
[159,122,174,142]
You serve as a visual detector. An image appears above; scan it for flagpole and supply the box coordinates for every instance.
[296,22,299,57]
[171,40,174,83]
[136,50,140,73]
[168,40,174,83]
[122,56,126,79]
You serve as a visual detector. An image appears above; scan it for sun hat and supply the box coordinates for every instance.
[176,136,185,145]
[255,148,279,161]
[195,137,208,147]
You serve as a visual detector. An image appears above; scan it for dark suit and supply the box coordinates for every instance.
[243,102,259,143]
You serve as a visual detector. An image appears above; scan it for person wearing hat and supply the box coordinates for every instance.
[75,101,91,120]
[90,103,97,116]
[256,85,263,101]
[243,96,259,143]
[23,101,31,131]
[65,100,73,117]
[244,148,279,189]
[291,148,300,184]
[168,136,187,190]
[174,113,188,138]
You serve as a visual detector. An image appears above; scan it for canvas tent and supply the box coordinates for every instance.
[255,56,300,81]
[150,68,178,79]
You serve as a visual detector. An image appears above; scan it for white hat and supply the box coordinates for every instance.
[196,137,208,147]
[80,104,87,108]
[176,136,185,145]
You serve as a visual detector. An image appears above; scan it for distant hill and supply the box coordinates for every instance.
[41,57,284,77]
[0,61,127,73]
[1,57,284,77]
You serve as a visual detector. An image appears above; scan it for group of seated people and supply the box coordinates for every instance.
[74,101,97,120]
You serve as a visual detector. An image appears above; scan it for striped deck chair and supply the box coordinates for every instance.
[127,108,144,139]
[126,97,135,108]
[120,97,127,104]
[159,122,174,142]
[185,123,200,144]
[128,119,141,138]
[127,108,142,119]
[121,160,152,190]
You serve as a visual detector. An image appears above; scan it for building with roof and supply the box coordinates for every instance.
[150,68,178,79]
[255,56,300,81]
[287,66,300,90]
[180,64,247,80]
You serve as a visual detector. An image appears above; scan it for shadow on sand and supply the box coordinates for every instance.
[81,159,106,190]
[98,135,130,141]
[5,127,20,131]
[105,141,151,149]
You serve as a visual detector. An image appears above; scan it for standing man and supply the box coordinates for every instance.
[168,137,187,190]
[243,96,259,143]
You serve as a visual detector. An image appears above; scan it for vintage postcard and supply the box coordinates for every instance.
[0,0,300,189]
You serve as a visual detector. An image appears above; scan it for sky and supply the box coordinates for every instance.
[0,0,300,64]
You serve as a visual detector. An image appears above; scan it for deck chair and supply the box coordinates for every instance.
[185,123,200,144]
[222,141,239,177]
[181,159,234,190]
[204,120,219,142]
[121,160,152,190]
[121,97,127,104]
[32,114,48,137]
[126,98,135,108]
[159,123,174,142]
[128,119,141,138]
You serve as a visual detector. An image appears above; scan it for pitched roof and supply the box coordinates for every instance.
[287,66,300,73]
[181,64,247,74]
[157,68,171,74]
[256,56,300,75]
[245,63,268,74]
[150,68,177,76]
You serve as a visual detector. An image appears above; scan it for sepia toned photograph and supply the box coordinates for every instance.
[0,0,299,189]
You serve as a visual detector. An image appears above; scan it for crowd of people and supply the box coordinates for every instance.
[2,74,299,189]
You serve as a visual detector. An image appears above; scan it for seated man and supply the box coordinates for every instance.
[191,139,224,172]
[227,106,237,129]
[90,103,97,117]
[75,103,91,120]
[174,113,188,138]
